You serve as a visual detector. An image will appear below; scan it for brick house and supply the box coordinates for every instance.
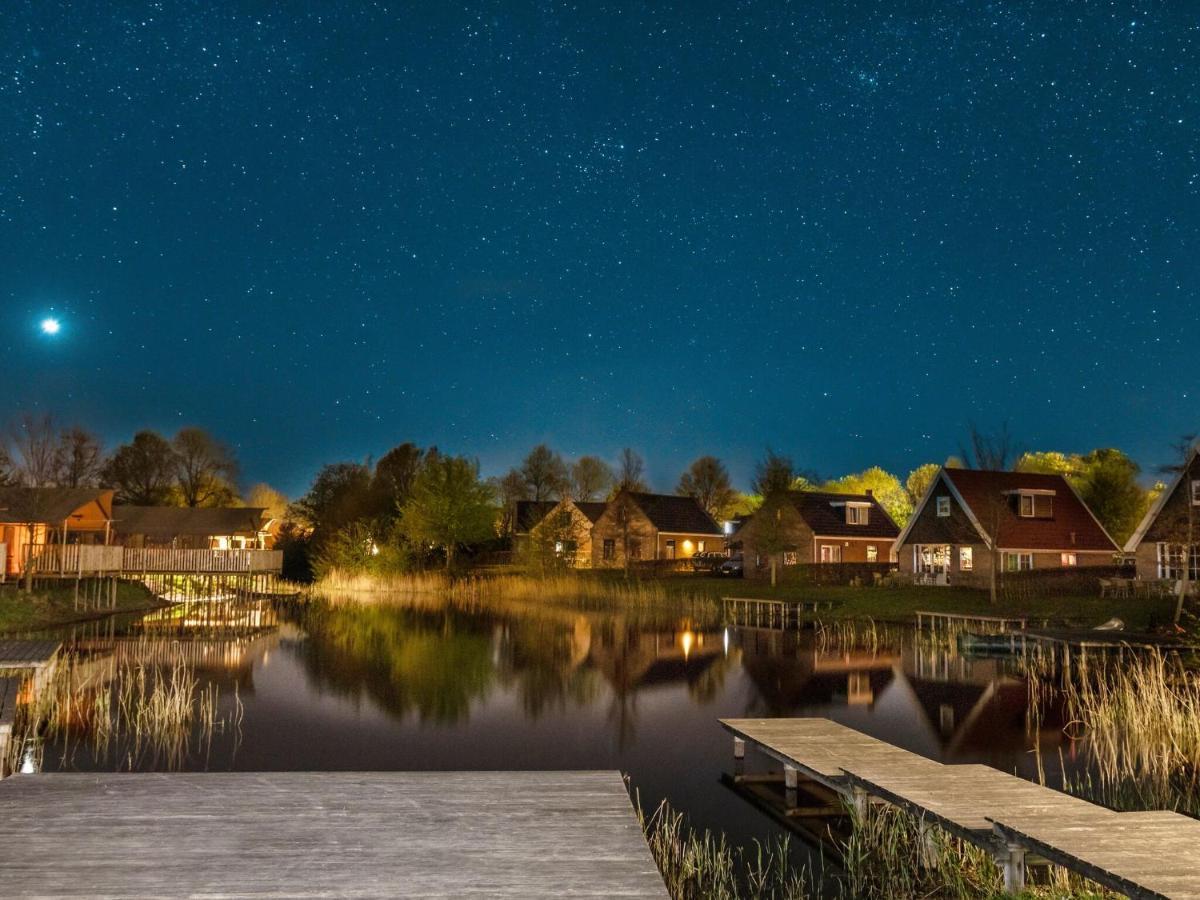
[736,490,900,579]
[590,492,723,568]
[529,498,608,567]
[1124,445,1200,581]
[894,468,1118,584]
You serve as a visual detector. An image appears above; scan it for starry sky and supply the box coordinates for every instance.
[2,2,1196,496]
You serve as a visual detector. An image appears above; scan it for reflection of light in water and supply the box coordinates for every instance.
[723,627,730,657]
[680,630,695,661]
[20,745,39,774]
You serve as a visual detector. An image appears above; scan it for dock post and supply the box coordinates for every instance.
[784,764,799,808]
[852,786,868,819]
[997,843,1025,894]
[733,737,745,759]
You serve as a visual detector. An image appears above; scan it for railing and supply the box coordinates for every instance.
[21,545,282,575]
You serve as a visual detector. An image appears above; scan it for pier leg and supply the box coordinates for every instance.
[783,764,799,809]
[919,819,938,870]
[733,737,745,760]
[851,786,869,819]
[997,844,1025,894]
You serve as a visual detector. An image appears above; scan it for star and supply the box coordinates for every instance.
[40,317,62,336]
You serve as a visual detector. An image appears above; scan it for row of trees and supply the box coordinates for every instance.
[0,414,288,517]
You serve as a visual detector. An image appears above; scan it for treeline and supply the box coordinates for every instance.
[0,413,288,519]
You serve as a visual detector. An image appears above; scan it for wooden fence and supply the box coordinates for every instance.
[22,545,282,576]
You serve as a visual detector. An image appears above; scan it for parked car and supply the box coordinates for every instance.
[690,551,726,573]
[718,555,743,577]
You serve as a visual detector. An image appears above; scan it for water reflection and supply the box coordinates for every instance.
[23,594,1102,855]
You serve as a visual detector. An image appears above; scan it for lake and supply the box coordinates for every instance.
[27,594,1095,870]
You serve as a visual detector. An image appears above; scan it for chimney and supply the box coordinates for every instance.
[865,489,874,497]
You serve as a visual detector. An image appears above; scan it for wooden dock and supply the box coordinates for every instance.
[0,771,667,898]
[915,610,1029,632]
[724,596,839,629]
[722,717,1200,897]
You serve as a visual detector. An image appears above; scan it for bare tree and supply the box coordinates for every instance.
[615,448,648,493]
[491,468,529,536]
[56,427,105,487]
[962,422,1020,471]
[520,444,569,502]
[677,456,737,520]
[751,450,795,497]
[570,455,614,501]
[6,414,61,487]
[102,431,180,505]
[173,427,239,507]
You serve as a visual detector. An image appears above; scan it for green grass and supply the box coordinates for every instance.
[0,580,165,633]
[657,576,1177,631]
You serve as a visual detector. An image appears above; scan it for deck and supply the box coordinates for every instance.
[18,545,283,577]
[722,717,1200,897]
[0,771,667,898]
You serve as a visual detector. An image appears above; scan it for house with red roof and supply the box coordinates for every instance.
[736,490,900,579]
[894,467,1118,584]
[1123,445,1200,582]
[590,491,724,568]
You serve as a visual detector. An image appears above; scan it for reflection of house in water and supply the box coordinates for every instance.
[587,626,724,695]
[0,640,62,776]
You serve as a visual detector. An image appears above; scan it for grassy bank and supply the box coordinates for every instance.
[0,580,165,633]
[311,567,1176,631]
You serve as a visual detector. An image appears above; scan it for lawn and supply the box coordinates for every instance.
[0,581,165,633]
[657,575,1179,632]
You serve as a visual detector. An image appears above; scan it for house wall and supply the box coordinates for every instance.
[530,502,596,568]
[739,501,815,579]
[655,532,722,560]
[898,542,1112,580]
[812,537,893,564]
[590,495,658,569]
[1135,454,1200,579]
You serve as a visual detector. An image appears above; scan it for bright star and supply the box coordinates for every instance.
[40,317,61,335]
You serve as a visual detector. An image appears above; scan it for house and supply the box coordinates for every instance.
[0,487,115,578]
[510,500,558,554]
[894,468,1118,584]
[113,506,274,550]
[528,498,608,567]
[736,490,900,578]
[1124,445,1200,581]
[589,492,724,568]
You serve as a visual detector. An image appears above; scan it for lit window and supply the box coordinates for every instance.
[820,544,842,563]
[959,547,973,571]
[1061,552,1077,567]
[783,551,798,566]
[866,545,878,562]
[1005,552,1033,572]
[936,496,951,517]
[847,505,869,525]
[697,540,705,553]
[665,539,676,559]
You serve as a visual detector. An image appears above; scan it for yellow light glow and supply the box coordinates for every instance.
[680,629,695,660]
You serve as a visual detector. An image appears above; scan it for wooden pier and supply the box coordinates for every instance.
[722,717,1200,897]
[724,596,839,629]
[915,610,1029,632]
[0,771,667,898]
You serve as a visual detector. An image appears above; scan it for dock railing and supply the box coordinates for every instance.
[22,545,282,576]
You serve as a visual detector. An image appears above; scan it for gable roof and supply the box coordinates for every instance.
[784,491,900,539]
[895,468,1117,552]
[513,500,557,533]
[0,487,113,524]
[572,501,608,524]
[114,506,268,538]
[1124,445,1199,552]
[625,493,723,535]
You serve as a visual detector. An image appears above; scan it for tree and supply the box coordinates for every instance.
[751,450,794,497]
[6,414,61,487]
[677,456,737,520]
[102,431,179,505]
[615,448,648,493]
[491,468,529,536]
[1075,449,1147,547]
[570,455,614,501]
[172,427,239,507]
[905,463,941,506]
[55,427,105,487]
[1015,451,1081,477]
[822,466,913,526]
[962,422,1019,471]
[398,455,496,570]
[371,442,424,519]
[244,483,290,522]
[291,461,374,544]
[520,444,569,502]
[0,444,13,486]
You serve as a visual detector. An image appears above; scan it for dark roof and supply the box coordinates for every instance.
[513,500,557,533]
[0,487,112,524]
[114,506,268,538]
[943,469,1116,552]
[626,493,723,535]
[573,501,608,524]
[785,491,901,539]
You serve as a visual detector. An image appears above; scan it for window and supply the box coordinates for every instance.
[783,551,798,566]
[959,547,973,571]
[697,540,705,553]
[602,539,615,561]
[1061,552,1077,567]
[820,544,842,563]
[1017,493,1053,518]
[1005,552,1033,572]
[1157,543,1200,580]
[665,539,676,559]
[846,505,869,525]
[1192,480,1200,506]
[936,496,951,517]
[1019,494,1035,517]
[628,539,642,560]
[866,545,878,563]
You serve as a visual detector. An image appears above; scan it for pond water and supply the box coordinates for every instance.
[27,595,1094,868]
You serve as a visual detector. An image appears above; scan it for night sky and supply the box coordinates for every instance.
[2,2,1196,496]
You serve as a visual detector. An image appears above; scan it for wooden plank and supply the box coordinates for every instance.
[0,640,61,669]
[0,771,667,898]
